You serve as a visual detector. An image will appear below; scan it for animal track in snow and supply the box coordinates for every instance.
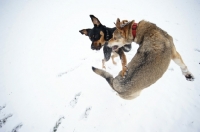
[57,55,95,77]
[57,72,68,77]
[70,92,81,107]
[12,123,23,132]
[58,64,82,77]
[52,116,65,132]
[0,114,13,128]
[0,104,6,112]
[83,107,92,119]
[0,105,22,131]
[194,48,200,52]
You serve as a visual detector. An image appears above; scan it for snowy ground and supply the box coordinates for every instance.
[0,0,200,132]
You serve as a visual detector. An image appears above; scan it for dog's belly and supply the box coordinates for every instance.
[113,49,172,96]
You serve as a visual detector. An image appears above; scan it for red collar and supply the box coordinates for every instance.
[132,23,137,38]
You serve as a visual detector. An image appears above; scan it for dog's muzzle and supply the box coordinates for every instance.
[91,43,102,50]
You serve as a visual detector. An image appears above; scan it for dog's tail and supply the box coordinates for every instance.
[92,67,114,88]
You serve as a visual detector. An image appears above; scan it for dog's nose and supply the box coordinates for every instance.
[91,44,95,50]
[104,41,108,46]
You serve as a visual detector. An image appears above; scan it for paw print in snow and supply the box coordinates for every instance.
[84,107,92,118]
[70,92,81,107]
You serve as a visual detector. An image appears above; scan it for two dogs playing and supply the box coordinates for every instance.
[80,15,194,100]
[79,15,131,75]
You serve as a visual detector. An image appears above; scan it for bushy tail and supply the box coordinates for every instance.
[92,67,114,88]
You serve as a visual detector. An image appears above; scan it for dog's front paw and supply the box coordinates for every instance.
[185,74,194,81]
[113,61,117,65]
[121,66,128,78]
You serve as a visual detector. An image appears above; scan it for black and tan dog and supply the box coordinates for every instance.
[79,15,131,76]
[92,18,194,100]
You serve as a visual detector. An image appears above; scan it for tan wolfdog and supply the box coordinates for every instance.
[92,18,194,100]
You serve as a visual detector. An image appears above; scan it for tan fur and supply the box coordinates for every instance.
[101,20,129,71]
[92,17,101,26]
[91,31,106,50]
[111,52,118,65]
[119,50,127,77]
[92,18,194,100]
[80,29,89,36]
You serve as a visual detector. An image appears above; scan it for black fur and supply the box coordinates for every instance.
[89,25,115,50]
[103,43,112,61]
[92,66,96,71]
[79,15,132,62]
[115,48,123,59]
[122,44,132,52]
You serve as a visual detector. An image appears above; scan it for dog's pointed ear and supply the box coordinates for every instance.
[90,15,101,27]
[79,29,91,36]
[115,18,122,30]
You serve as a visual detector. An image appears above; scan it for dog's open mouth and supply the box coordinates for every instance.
[112,45,119,51]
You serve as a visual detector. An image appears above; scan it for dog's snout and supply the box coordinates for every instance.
[91,44,95,50]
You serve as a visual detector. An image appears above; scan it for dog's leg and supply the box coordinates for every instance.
[111,52,118,65]
[116,48,128,78]
[102,43,112,69]
[92,67,114,89]
[102,59,106,69]
[172,47,194,81]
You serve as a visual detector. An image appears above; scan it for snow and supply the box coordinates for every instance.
[0,0,200,132]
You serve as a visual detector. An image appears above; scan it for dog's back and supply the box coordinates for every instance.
[93,20,194,100]
[113,21,173,98]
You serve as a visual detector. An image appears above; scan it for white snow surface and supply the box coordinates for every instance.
[0,0,200,132]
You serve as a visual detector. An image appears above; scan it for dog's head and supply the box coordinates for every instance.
[79,15,107,50]
[108,18,134,51]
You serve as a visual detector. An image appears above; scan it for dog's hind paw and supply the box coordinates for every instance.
[185,74,194,81]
